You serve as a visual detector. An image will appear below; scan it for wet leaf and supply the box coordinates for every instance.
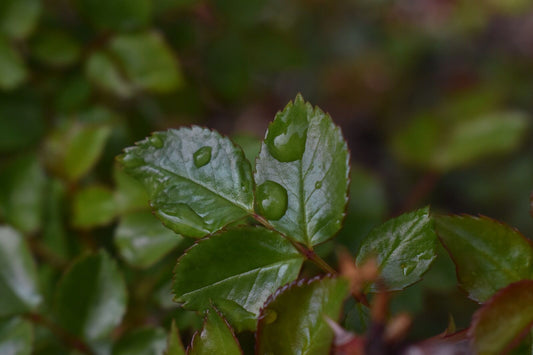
[188,308,242,355]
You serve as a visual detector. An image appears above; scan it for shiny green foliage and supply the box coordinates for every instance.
[189,308,242,355]
[435,215,533,302]
[256,277,349,354]
[165,321,185,355]
[357,207,437,291]
[173,228,304,331]
[255,96,350,246]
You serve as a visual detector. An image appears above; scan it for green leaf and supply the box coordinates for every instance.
[44,121,112,182]
[72,185,117,228]
[0,36,27,90]
[0,317,33,355]
[0,153,46,234]
[189,308,242,355]
[0,0,41,39]
[435,215,533,302]
[113,327,167,355]
[254,95,350,247]
[119,127,254,238]
[256,277,349,355]
[109,31,182,93]
[115,211,183,268]
[356,207,437,291]
[470,280,533,354]
[42,178,69,259]
[0,94,43,152]
[30,30,81,67]
[114,165,149,214]
[76,0,151,32]
[85,51,134,98]
[173,227,304,331]
[165,320,185,355]
[55,250,127,342]
[0,226,42,316]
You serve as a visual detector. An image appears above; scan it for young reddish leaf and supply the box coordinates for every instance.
[173,227,304,331]
[256,276,349,354]
[470,280,533,354]
[356,207,437,291]
[119,127,254,238]
[435,214,533,302]
[188,307,242,355]
[254,94,350,247]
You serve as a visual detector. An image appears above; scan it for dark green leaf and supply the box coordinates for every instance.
[113,327,167,355]
[173,227,303,331]
[254,95,350,247]
[356,207,437,291]
[470,280,533,354]
[115,211,183,268]
[30,30,81,67]
[256,277,349,355]
[189,308,242,355]
[55,250,127,342]
[435,214,533,302]
[0,316,33,355]
[119,127,254,238]
[165,320,185,355]
[0,36,27,90]
[0,94,43,152]
[76,0,151,31]
[42,179,69,259]
[0,226,42,316]
[72,185,116,228]
[0,0,41,39]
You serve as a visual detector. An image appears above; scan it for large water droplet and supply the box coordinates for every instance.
[315,180,322,189]
[256,180,288,221]
[262,309,277,324]
[193,146,212,168]
[149,135,164,148]
[265,97,308,162]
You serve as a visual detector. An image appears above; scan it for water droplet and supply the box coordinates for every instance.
[265,97,308,162]
[263,309,277,324]
[149,135,164,148]
[256,180,288,221]
[315,180,322,189]
[193,146,212,168]
[401,263,416,276]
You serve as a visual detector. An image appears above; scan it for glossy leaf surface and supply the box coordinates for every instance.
[470,280,533,354]
[256,277,349,355]
[55,251,127,341]
[113,327,167,355]
[0,317,32,355]
[115,211,183,268]
[189,308,242,355]
[173,227,303,331]
[357,207,436,291]
[0,226,42,316]
[119,127,254,238]
[254,95,350,246]
[72,185,116,228]
[435,214,533,302]
[165,320,185,355]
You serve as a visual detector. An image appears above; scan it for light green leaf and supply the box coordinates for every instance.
[30,30,81,67]
[254,95,350,247]
[256,277,349,355]
[165,320,185,355]
[85,51,134,98]
[113,165,149,214]
[0,226,42,316]
[119,127,254,238]
[76,0,151,32]
[115,211,183,268]
[109,31,182,93]
[0,0,41,39]
[72,185,117,228]
[470,280,533,354]
[55,250,127,342]
[0,317,33,355]
[113,327,167,355]
[356,207,437,291]
[435,215,533,302]
[0,153,46,234]
[173,227,303,331]
[189,308,242,355]
[44,120,111,182]
[0,36,27,90]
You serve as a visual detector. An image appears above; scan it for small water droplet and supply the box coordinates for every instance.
[263,309,277,324]
[265,97,308,162]
[149,135,164,148]
[193,146,212,168]
[256,180,288,221]
[315,180,322,189]
[401,263,416,276]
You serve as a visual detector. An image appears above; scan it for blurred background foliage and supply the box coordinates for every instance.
[1,0,533,353]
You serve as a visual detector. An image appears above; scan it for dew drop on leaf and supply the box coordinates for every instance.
[315,180,322,189]
[149,135,163,148]
[256,180,288,221]
[263,309,277,324]
[193,146,212,168]
[401,263,416,276]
